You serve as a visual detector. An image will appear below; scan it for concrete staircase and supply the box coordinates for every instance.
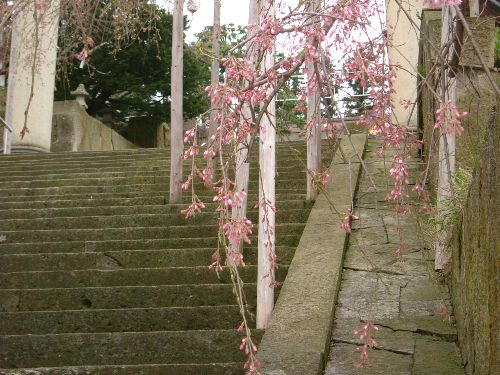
[0,142,335,374]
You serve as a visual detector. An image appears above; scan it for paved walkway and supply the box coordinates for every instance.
[324,137,464,374]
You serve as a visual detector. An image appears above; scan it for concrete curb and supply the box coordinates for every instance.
[257,134,368,375]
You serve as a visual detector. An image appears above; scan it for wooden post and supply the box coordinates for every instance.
[170,0,184,204]
[306,0,321,201]
[435,5,457,270]
[0,29,5,88]
[231,0,260,255]
[257,0,276,330]
[468,0,480,16]
[207,0,221,184]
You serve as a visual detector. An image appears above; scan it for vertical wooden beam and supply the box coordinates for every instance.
[257,0,276,330]
[207,0,221,184]
[1,28,9,154]
[435,5,457,270]
[468,0,480,17]
[306,0,322,201]
[170,0,184,203]
[0,29,5,88]
[231,0,260,255]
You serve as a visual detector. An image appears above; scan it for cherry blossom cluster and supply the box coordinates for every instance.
[341,208,359,234]
[354,322,379,368]
[387,158,411,201]
[434,100,468,136]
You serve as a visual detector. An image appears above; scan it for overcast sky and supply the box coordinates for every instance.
[158,1,251,42]
[186,1,250,41]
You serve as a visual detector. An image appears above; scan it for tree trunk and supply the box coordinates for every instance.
[306,0,322,201]
[256,0,276,330]
[169,0,184,204]
[207,0,221,185]
[435,4,457,270]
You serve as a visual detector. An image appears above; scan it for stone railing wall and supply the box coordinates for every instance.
[51,101,137,152]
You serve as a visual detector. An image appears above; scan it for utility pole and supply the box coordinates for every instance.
[256,0,276,330]
[306,0,322,201]
[170,0,184,203]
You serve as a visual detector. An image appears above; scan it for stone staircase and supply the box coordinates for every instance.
[0,141,335,374]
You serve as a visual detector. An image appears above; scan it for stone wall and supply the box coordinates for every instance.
[450,111,499,375]
[419,10,499,375]
[51,101,137,152]
[125,120,170,149]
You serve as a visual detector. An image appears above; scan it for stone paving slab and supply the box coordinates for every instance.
[325,343,413,375]
[331,318,415,355]
[324,137,464,374]
[413,337,463,375]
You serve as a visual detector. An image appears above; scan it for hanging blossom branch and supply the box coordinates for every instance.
[182,0,477,372]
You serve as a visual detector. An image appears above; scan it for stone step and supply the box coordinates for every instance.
[0,167,314,184]
[0,142,333,165]
[0,197,308,212]
[0,196,171,209]
[0,179,309,196]
[0,246,296,272]
[0,283,258,312]
[0,305,248,335]
[0,147,169,160]
[0,200,313,219]
[0,363,245,375]
[0,140,326,162]
[0,147,334,169]
[0,265,288,289]
[0,223,305,243]
[0,186,307,199]
[0,329,264,368]
[0,233,301,254]
[0,159,327,180]
[0,175,311,190]
[0,209,311,231]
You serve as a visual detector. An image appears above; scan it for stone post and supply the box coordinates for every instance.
[70,84,90,109]
[5,0,61,152]
[385,0,423,128]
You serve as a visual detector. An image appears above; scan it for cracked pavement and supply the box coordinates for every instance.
[324,138,464,375]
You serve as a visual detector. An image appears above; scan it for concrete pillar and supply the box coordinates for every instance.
[385,0,424,128]
[6,0,60,152]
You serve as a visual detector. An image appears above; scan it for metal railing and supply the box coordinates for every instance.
[1,116,12,154]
